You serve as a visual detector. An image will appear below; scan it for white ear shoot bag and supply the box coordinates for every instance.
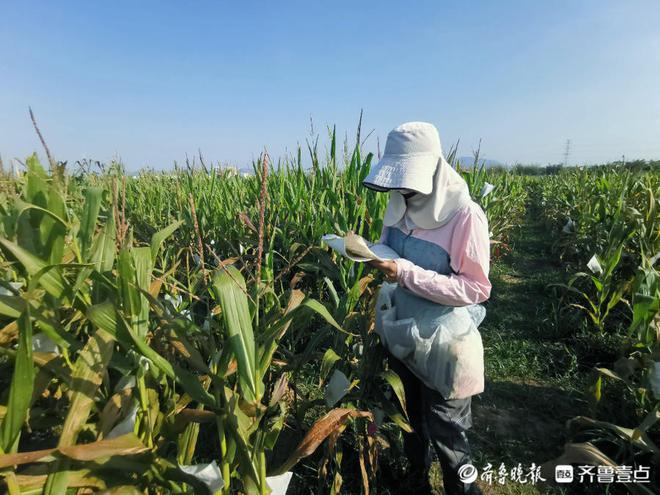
[375,282,485,400]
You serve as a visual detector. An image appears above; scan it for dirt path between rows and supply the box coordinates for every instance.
[466,203,589,494]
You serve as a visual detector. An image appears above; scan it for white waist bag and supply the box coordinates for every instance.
[375,282,485,400]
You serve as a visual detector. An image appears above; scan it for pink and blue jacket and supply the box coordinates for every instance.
[380,201,492,307]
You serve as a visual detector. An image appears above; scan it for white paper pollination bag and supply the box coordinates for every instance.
[375,282,485,400]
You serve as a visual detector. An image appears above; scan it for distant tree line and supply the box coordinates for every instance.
[481,159,660,176]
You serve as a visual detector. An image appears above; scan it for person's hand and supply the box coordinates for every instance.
[368,259,398,282]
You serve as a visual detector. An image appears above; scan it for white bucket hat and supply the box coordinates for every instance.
[364,121,472,230]
[363,122,440,194]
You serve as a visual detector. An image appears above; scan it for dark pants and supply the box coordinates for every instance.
[389,353,477,495]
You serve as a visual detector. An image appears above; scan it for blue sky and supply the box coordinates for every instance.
[2,1,659,169]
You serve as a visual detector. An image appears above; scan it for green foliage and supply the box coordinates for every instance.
[534,165,660,488]
[0,155,362,494]
[7,131,655,493]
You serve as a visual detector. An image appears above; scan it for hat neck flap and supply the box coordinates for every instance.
[383,157,472,230]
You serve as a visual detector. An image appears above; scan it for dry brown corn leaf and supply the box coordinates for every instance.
[0,433,148,469]
[271,408,373,475]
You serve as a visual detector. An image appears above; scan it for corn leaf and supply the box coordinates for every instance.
[0,295,23,319]
[380,370,408,419]
[0,309,35,453]
[43,324,115,494]
[78,187,103,258]
[0,239,65,299]
[89,209,116,272]
[0,433,148,468]
[319,348,340,384]
[270,408,372,476]
[212,267,259,402]
[88,302,216,408]
[150,220,183,262]
[131,247,153,339]
[299,298,356,336]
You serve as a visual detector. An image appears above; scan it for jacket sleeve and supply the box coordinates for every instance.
[393,207,492,306]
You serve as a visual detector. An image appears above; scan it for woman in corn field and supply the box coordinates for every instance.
[364,122,490,495]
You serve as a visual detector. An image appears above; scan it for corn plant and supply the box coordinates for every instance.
[536,164,660,494]
[455,154,528,257]
[0,156,374,494]
[544,252,659,495]
[287,247,412,494]
[551,217,636,333]
[538,167,659,269]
